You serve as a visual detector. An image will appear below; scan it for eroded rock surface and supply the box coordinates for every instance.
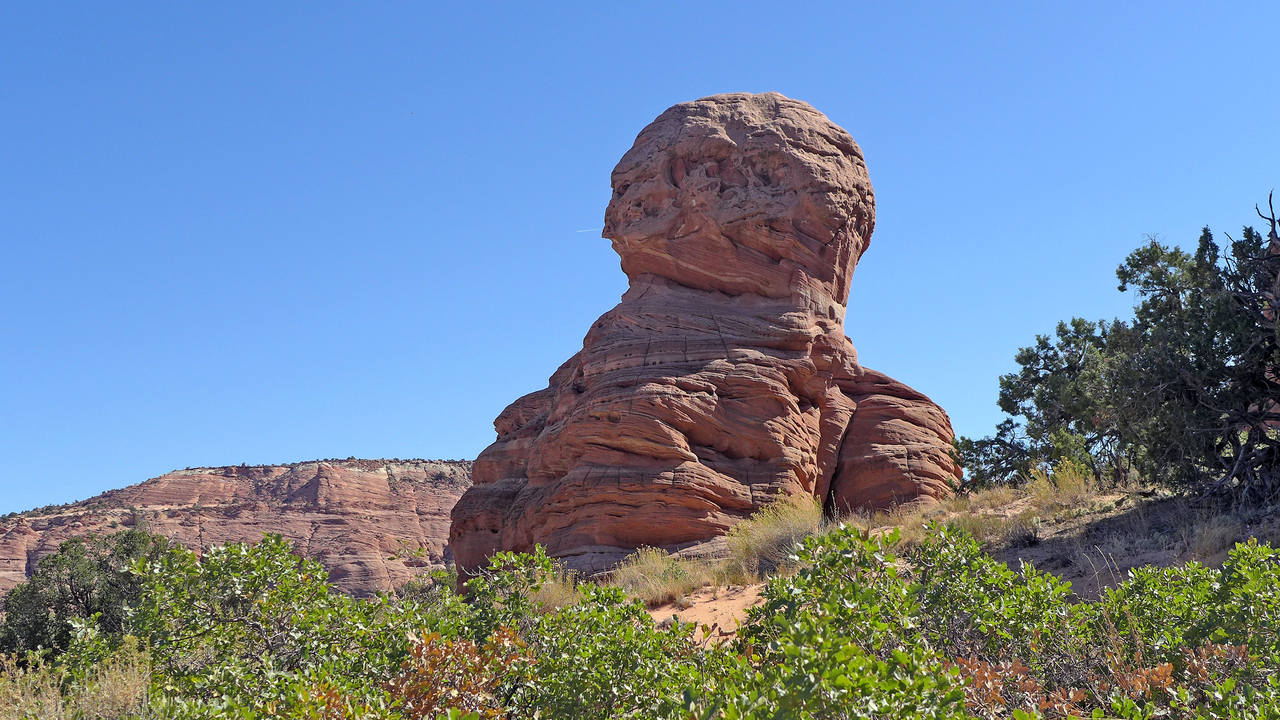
[0,459,470,597]
[451,92,957,575]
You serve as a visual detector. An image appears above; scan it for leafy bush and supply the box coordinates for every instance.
[461,545,556,641]
[710,523,1280,719]
[911,526,1096,686]
[387,627,527,720]
[130,534,467,716]
[512,584,712,719]
[0,528,170,658]
[5,524,1280,718]
[704,525,970,719]
[909,527,1280,718]
[1098,538,1280,661]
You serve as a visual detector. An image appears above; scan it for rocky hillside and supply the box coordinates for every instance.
[0,459,471,597]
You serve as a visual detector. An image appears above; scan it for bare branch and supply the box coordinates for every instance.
[1259,190,1279,242]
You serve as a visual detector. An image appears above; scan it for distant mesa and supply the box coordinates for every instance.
[450,92,959,576]
[0,459,471,597]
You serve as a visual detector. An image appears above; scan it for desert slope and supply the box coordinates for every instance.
[0,459,471,597]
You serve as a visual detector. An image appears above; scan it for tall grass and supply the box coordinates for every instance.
[608,547,712,606]
[1026,460,1094,512]
[0,638,155,720]
[610,496,829,606]
[725,496,824,580]
[531,565,583,612]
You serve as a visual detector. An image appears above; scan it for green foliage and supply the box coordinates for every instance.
[911,526,1097,687]
[738,526,920,655]
[1096,538,1280,661]
[960,215,1280,500]
[704,526,972,719]
[395,568,459,606]
[1105,228,1280,494]
[705,523,1280,719]
[1096,560,1221,661]
[455,550,719,719]
[0,528,170,658]
[6,526,1280,718]
[908,526,1280,718]
[510,584,713,719]
[703,641,970,720]
[957,316,1131,489]
[461,545,555,641]
[130,533,467,716]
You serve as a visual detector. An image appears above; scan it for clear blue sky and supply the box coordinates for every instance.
[2,2,1277,514]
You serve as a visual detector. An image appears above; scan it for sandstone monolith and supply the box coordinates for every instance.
[450,92,958,574]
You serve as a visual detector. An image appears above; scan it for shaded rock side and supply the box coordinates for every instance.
[0,459,471,597]
[451,92,958,575]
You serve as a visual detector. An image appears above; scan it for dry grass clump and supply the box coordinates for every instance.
[965,485,1021,511]
[1188,513,1245,560]
[725,496,825,580]
[531,565,583,612]
[0,654,61,720]
[851,507,929,547]
[947,510,1041,547]
[609,547,713,607]
[610,496,826,605]
[1026,461,1094,513]
[845,464,1109,554]
[848,482,1027,549]
[0,638,154,720]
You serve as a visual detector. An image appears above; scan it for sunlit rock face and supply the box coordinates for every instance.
[450,92,958,575]
[1,460,471,597]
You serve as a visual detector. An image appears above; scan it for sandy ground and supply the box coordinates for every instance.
[647,583,764,643]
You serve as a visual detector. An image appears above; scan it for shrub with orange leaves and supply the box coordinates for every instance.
[386,626,529,720]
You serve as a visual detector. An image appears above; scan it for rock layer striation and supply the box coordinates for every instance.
[0,459,470,597]
[451,92,958,574]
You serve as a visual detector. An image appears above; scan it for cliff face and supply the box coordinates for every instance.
[450,92,959,575]
[0,459,471,597]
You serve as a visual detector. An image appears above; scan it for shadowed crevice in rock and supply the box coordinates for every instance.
[450,92,959,576]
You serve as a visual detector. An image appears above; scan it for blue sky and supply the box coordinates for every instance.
[2,2,1277,514]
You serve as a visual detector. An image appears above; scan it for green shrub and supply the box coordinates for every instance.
[511,584,712,719]
[737,525,919,656]
[6,523,1280,719]
[910,525,1097,687]
[699,525,970,719]
[908,528,1280,718]
[461,545,556,641]
[130,534,468,715]
[0,528,171,659]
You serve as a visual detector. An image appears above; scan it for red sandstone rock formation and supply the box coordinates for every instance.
[450,92,959,574]
[0,459,470,597]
